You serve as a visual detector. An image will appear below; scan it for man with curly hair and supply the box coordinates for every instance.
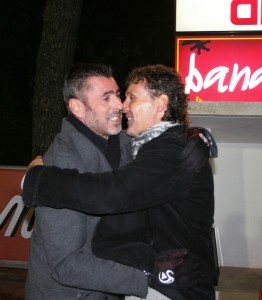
[24,65,217,300]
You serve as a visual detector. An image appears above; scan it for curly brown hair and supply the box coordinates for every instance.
[125,64,189,128]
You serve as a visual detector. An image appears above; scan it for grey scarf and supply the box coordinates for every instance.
[131,121,180,159]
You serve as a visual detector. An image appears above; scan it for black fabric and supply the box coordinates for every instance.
[92,210,154,273]
[23,126,216,299]
[67,115,120,170]
[183,127,212,173]
[186,127,218,159]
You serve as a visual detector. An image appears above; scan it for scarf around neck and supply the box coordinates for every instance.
[131,121,180,159]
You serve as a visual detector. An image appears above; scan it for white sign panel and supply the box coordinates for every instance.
[176,0,262,31]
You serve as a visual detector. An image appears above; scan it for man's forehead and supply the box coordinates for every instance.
[86,76,119,94]
[126,81,147,94]
[88,76,117,86]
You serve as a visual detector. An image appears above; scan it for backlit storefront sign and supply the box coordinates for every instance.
[175,36,262,102]
[176,0,262,31]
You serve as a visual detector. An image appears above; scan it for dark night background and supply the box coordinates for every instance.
[0,0,175,166]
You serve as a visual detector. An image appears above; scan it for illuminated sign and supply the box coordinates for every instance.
[175,35,262,102]
[0,168,32,264]
[176,0,262,31]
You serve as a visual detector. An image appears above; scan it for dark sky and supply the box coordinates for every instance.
[0,0,175,165]
[76,0,175,87]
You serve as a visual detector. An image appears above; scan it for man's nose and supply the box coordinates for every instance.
[122,99,129,113]
[112,96,123,110]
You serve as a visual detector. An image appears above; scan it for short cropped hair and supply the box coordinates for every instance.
[125,64,189,128]
[63,63,113,111]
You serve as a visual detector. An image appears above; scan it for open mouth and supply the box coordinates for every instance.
[109,114,122,123]
[125,113,133,122]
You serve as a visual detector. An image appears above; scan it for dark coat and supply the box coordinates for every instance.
[92,125,216,300]
[23,125,216,300]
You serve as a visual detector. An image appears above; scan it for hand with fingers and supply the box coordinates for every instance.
[26,156,44,171]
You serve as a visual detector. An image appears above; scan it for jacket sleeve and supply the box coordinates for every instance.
[23,133,197,214]
[35,206,148,297]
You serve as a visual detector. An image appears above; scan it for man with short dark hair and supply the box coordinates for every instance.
[24,64,217,300]
[25,63,149,300]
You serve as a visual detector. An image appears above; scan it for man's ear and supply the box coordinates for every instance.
[68,98,85,118]
[157,95,168,112]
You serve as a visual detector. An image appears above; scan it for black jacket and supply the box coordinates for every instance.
[23,126,216,300]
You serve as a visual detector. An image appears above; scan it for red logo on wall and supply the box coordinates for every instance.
[175,36,262,102]
[231,0,261,25]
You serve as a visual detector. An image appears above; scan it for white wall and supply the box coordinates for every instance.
[212,142,262,268]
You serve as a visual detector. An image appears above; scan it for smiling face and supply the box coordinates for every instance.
[70,76,123,139]
[123,80,167,137]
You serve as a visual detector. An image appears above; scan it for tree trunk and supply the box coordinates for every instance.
[32,0,83,157]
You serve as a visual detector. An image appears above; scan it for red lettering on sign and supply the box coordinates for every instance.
[175,36,262,102]
[185,53,262,95]
[230,0,258,25]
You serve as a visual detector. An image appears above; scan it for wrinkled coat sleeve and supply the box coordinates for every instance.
[35,206,147,296]
[23,128,198,214]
